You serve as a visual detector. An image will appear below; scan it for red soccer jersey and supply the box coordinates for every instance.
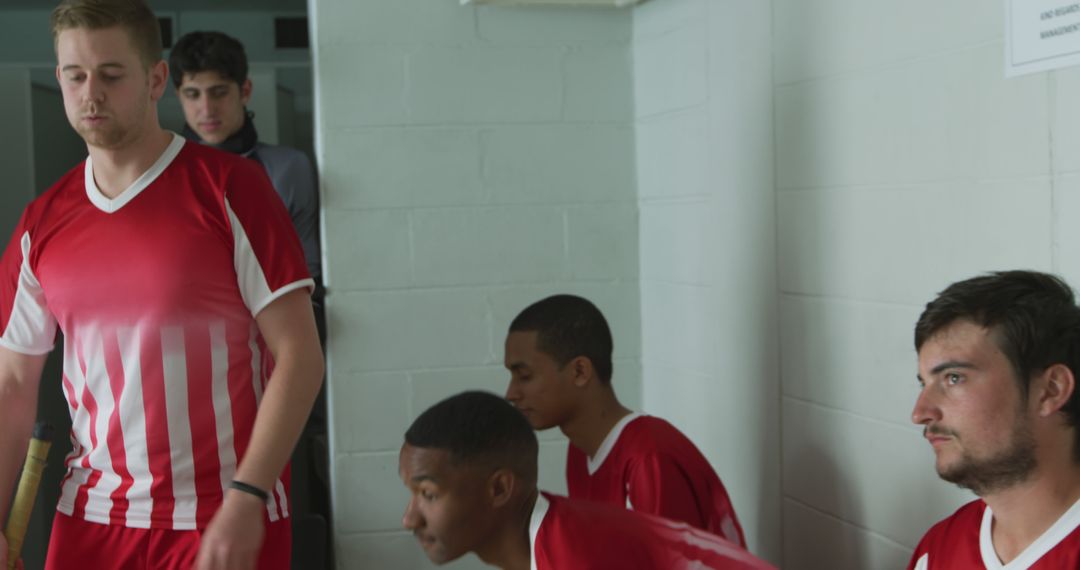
[0,134,311,530]
[530,492,772,570]
[566,413,746,546]
[907,498,1080,569]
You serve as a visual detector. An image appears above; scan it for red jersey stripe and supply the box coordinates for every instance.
[101,326,135,525]
[138,324,175,527]
[184,324,222,525]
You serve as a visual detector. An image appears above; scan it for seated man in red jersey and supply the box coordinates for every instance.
[503,294,745,546]
[399,390,773,570]
[909,270,1080,569]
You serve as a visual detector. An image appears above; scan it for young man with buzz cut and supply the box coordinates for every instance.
[399,390,773,570]
[909,270,1080,569]
[0,1,324,569]
[503,294,746,547]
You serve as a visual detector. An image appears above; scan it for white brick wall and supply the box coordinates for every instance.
[311,2,637,568]
[774,0,1074,568]
[634,0,780,563]
[311,0,1076,568]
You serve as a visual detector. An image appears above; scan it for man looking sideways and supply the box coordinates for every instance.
[909,270,1080,569]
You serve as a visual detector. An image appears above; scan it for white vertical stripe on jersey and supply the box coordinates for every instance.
[116,325,153,528]
[225,199,274,315]
[274,478,288,519]
[56,467,91,517]
[79,326,120,525]
[161,325,198,528]
[210,321,238,498]
[57,341,93,516]
[0,232,57,355]
[246,327,282,521]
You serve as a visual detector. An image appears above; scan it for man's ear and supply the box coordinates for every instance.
[1035,363,1076,417]
[487,468,516,508]
[569,356,595,388]
[149,60,168,101]
[240,77,253,105]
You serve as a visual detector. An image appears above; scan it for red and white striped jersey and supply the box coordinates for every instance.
[530,492,773,570]
[566,413,746,546]
[0,134,312,530]
[908,498,1080,570]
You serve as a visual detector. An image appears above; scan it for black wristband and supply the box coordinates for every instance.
[230,480,269,502]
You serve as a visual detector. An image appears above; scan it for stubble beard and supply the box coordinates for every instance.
[936,419,1037,496]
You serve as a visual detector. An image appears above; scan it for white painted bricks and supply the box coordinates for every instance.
[314,1,639,567]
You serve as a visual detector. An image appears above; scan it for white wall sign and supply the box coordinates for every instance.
[1007,0,1080,76]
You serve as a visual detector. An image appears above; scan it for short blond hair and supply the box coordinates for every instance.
[51,0,163,67]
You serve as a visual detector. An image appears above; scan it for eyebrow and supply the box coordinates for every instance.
[917,359,977,382]
[184,83,230,91]
[61,63,125,72]
[507,362,528,371]
[410,474,437,484]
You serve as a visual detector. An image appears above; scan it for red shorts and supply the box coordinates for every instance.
[44,512,291,570]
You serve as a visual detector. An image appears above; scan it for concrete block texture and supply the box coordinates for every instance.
[563,46,634,122]
[323,209,412,291]
[333,452,411,533]
[777,180,1053,305]
[782,499,913,570]
[781,398,972,548]
[636,109,710,200]
[410,366,510,418]
[639,199,718,285]
[775,44,1049,190]
[1052,67,1080,175]
[632,17,708,118]
[483,125,636,204]
[331,372,411,454]
[316,0,476,46]
[317,45,408,128]
[780,295,922,427]
[408,46,564,124]
[326,290,492,373]
[566,203,639,281]
[632,0,707,42]
[478,6,631,45]
[1053,174,1080,286]
[321,128,484,210]
[411,206,565,287]
[640,281,721,375]
[772,0,1001,85]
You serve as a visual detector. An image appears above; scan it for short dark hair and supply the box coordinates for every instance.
[51,0,162,68]
[168,31,248,89]
[509,294,614,383]
[405,391,538,483]
[915,270,1080,458]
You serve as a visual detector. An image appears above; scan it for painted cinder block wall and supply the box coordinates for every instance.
[309,1,639,568]
[774,0,1080,568]
[633,0,780,563]
[312,0,1080,569]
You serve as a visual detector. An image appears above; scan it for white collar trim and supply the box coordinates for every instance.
[586,412,643,475]
[85,132,185,214]
[980,496,1080,569]
[528,492,550,570]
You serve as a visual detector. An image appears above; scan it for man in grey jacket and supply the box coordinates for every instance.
[169,31,321,288]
